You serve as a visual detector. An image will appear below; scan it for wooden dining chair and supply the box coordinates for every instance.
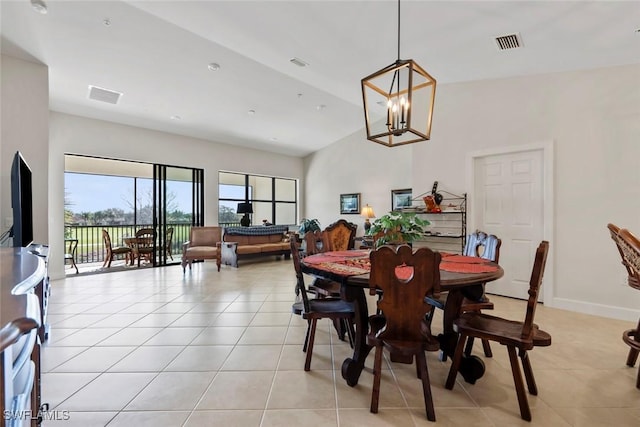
[323,219,357,251]
[64,238,79,274]
[102,229,131,268]
[290,239,355,371]
[133,228,156,267]
[445,241,551,421]
[615,228,640,388]
[425,230,501,358]
[368,245,441,421]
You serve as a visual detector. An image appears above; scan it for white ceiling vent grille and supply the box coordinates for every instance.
[88,85,122,104]
[494,33,522,50]
[289,57,308,67]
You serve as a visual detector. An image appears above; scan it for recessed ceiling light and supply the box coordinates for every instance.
[103,19,111,26]
[170,115,181,120]
[208,63,221,71]
[247,110,256,115]
[270,137,278,142]
[316,104,326,111]
[30,0,48,14]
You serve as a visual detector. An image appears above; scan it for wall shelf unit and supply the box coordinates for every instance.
[408,191,467,254]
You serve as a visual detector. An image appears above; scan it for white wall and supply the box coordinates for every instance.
[49,112,304,279]
[0,55,49,246]
[303,127,412,235]
[306,63,640,321]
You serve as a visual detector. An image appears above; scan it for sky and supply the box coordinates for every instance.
[64,173,194,213]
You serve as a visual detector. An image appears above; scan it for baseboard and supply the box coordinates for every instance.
[548,297,640,322]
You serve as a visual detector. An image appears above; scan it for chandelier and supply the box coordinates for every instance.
[361,0,436,147]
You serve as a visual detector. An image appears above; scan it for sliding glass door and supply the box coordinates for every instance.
[153,164,204,267]
[64,154,204,272]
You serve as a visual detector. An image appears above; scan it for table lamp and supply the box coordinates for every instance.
[237,202,253,227]
[360,204,376,233]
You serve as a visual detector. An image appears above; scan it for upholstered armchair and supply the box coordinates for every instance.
[181,226,222,272]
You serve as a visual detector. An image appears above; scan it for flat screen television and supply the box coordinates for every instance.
[11,151,34,247]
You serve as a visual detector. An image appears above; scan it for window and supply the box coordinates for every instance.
[218,172,297,226]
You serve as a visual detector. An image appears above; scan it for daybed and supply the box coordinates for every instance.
[221,225,291,267]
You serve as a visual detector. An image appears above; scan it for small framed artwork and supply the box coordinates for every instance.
[391,188,412,211]
[340,193,361,214]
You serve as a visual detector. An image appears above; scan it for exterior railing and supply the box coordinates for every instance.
[64,223,192,265]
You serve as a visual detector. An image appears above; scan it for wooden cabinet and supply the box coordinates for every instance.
[1,248,47,427]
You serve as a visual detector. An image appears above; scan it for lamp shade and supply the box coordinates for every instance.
[237,202,253,214]
[361,204,376,219]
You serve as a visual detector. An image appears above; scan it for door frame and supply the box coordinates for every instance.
[465,140,555,304]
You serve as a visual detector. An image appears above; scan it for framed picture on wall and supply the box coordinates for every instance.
[391,188,412,211]
[340,193,361,214]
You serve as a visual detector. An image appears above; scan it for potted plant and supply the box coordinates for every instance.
[366,211,430,248]
[298,218,321,236]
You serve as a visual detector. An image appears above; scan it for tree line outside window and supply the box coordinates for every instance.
[218,172,297,226]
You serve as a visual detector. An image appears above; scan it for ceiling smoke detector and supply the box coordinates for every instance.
[87,85,122,105]
[494,33,523,50]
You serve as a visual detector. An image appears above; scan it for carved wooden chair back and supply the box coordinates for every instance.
[464,230,501,262]
[608,224,640,290]
[303,230,329,256]
[521,241,550,340]
[323,219,357,251]
[369,245,441,342]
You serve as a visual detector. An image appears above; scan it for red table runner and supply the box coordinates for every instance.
[303,251,499,277]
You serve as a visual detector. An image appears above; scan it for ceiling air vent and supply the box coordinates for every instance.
[289,57,308,67]
[88,85,122,104]
[494,33,522,50]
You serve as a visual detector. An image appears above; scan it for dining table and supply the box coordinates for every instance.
[300,248,504,387]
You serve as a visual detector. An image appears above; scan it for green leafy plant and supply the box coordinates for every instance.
[366,211,430,248]
[299,218,321,236]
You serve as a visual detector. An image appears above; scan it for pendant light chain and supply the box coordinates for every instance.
[397,0,401,61]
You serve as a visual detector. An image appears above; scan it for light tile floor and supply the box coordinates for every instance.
[42,259,640,426]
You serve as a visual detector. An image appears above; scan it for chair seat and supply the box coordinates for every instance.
[305,299,354,317]
[309,278,341,297]
[112,246,131,254]
[454,312,551,349]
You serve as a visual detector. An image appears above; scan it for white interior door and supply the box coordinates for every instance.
[473,149,544,300]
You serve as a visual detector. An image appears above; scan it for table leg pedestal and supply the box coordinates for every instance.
[341,285,372,387]
[439,288,486,384]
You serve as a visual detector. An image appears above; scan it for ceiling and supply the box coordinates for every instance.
[1,1,639,157]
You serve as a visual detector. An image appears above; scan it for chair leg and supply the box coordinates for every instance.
[344,317,355,349]
[520,349,538,395]
[464,337,475,357]
[636,367,640,389]
[482,339,493,357]
[304,318,318,371]
[302,319,312,353]
[507,345,531,421]
[416,350,436,421]
[445,333,468,390]
[370,345,384,414]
